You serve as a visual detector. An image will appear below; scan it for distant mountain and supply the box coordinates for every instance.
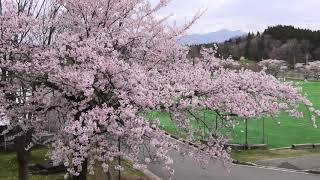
[188,25,320,66]
[178,29,246,45]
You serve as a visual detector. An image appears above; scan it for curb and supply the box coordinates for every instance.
[269,147,291,151]
[253,166,308,174]
[232,160,257,166]
[303,169,320,174]
[234,161,320,175]
[143,169,162,180]
[237,163,311,175]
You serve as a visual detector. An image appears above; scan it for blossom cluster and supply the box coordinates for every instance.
[0,0,318,179]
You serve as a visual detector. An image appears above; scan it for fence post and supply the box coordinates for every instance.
[245,119,248,147]
[118,137,121,180]
[262,118,265,144]
[203,111,206,138]
[215,115,218,130]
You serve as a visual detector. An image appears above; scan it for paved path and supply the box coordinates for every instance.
[255,155,320,171]
[148,151,320,180]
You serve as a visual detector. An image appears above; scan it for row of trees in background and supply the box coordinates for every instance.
[255,59,320,80]
[0,1,319,180]
[189,25,320,67]
[295,61,320,80]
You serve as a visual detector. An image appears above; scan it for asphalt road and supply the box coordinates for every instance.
[255,155,320,171]
[148,151,320,180]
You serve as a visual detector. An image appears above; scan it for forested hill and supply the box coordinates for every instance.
[189,25,320,67]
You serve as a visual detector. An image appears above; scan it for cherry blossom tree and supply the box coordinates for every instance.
[0,1,318,180]
[257,59,289,78]
[2,0,216,179]
[199,47,240,71]
[308,61,320,80]
[295,61,320,80]
[0,1,63,179]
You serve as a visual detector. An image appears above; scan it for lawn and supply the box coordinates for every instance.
[0,148,149,180]
[145,80,320,148]
[231,149,320,162]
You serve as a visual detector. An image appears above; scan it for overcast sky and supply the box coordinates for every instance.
[149,0,320,34]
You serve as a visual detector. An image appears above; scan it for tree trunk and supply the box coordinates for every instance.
[293,55,296,69]
[72,159,88,180]
[15,132,31,180]
[106,170,113,180]
[17,151,29,180]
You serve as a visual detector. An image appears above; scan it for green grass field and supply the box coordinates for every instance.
[0,148,148,180]
[145,80,320,148]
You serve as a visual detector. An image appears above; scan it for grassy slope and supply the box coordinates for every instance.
[0,148,148,180]
[146,80,320,148]
[231,149,320,162]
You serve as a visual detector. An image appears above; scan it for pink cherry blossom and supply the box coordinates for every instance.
[0,1,318,180]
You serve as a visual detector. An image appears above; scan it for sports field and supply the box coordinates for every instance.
[145,80,320,148]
